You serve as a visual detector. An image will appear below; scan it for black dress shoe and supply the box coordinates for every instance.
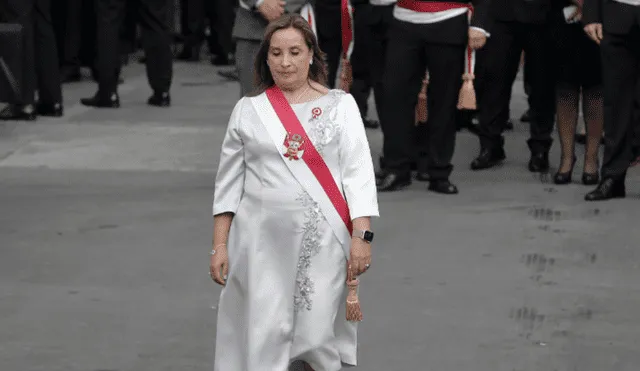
[176,47,199,62]
[553,156,576,185]
[148,92,171,107]
[410,161,418,172]
[376,172,411,192]
[528,152,550,172]
[81,93,120,108]
[210,54,231,66]
[415,172,430,182]
[470,147,506,170]
[61,68,82,83]
[0,105,36,121]
[36,102,63,117]
[428,179,458,194]
[585,177,625,201]
[582,172,599,185]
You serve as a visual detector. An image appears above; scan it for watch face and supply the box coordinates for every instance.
[363,231,374,242]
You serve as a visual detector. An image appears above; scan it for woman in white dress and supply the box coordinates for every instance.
[209,13,380,371]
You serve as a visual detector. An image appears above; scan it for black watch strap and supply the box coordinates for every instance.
[352,229,374,243]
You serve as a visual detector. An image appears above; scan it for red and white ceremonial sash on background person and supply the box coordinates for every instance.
[341,0,355,61]
[250,86,363,321]
[339,0,355,91]
[396,0,477,109]
[300,3,318,38]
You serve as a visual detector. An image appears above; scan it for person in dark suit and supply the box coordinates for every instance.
[469,0,555,173]
[177,0,234,65]
[582,0,640,201]
[349,0,386,130]
[548,0,603,186]
[0,0,63,120]
[53,0,84,83]
[80,0,173,108]
[376,0,492,194]
[315,0,343,88]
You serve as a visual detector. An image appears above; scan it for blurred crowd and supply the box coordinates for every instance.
[1,0,638,202]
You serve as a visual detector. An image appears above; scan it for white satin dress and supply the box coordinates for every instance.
[212,89,379,371]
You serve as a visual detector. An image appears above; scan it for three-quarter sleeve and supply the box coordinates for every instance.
[212,98,246,216]
[338,94,380,220]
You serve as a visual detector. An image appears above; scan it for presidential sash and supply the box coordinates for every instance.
[300,4,318,37]
[250,86,363,321]
[250,87,352,254]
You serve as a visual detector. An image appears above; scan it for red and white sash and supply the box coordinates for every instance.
[300,4,318,37]
[341,0,355,60]
[250,87,353,257]
[396,0,475,77]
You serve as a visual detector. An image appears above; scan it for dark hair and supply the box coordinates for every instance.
[248,13,328,96]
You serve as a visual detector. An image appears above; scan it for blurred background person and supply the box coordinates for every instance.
[549,0,603,185]
[0,0,63,120]
[80,0,173,108]
[583,0,640,201]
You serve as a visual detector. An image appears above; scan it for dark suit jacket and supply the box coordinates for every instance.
[583,0,640,34]
[490,0,552,24]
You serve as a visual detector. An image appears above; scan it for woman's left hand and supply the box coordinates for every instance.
[349,237,372,277]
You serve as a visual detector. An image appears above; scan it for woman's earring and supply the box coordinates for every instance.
[309,59,313,65]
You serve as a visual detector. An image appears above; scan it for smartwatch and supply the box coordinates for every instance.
[352,229,374,243]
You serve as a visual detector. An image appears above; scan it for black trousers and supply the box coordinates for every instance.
[209,0,235,56]
[1,0,62,105]
[350,4,373,119]
[180,0,234,56]
[62,0,85,69]
[380,19,465,180]
[600,24,640,178]
[95,0,173,95]
[351,4,393,123]
[475,21,555,153]
[52,0,82,68]
[315,4,342,88]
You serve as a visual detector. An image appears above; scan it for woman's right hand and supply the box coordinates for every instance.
[210,245,229,286]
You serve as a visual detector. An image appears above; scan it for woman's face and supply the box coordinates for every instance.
[267,27,313,90]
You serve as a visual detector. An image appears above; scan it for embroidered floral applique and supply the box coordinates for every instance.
[293,191,323,312]
[307,90,344,155]
[292,90,345,312]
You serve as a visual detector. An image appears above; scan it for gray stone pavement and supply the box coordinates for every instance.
[1,61,640,371]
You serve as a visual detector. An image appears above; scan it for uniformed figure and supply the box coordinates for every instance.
[315,0,343,87]
[583,0,640,201]
[376,0,492,194]
[52,0,84,82]
[469,0,555,172]
[349,0,387,129]
[177,0,235,65]
[80,0,174,108]
[0,0,63,120]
